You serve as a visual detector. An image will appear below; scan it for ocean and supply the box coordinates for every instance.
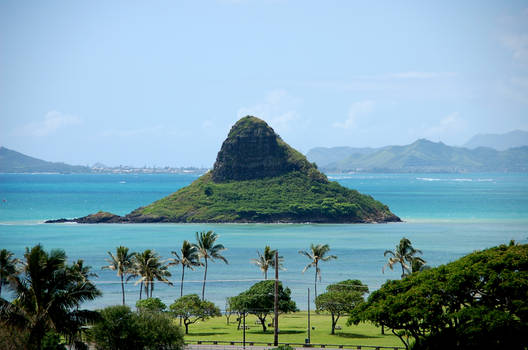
[1,173,527,310]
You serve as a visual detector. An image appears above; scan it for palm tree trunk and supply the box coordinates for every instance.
[264,269,267,280]
[139,283,142,300]
[120,274,125,305]
[314,263,318,299]
[181,265,185,297]
[401,263,405,278]
[150,281,154,298]
[202,257,208,300]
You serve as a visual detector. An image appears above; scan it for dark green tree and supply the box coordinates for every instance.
[194,231,228,300]
[170,294,221,334]
[0,244,101,350]
[299,243,337,298]
[136,297,167,313]
[0,248,20,297]
[316,280,369,334]
[350,243,528,350]
[229,280,298,332]
[90,305,183,350]
[102,246,135,305]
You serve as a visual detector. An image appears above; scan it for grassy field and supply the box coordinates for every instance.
[183,311,403,347]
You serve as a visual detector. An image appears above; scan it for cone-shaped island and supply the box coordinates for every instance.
[47,116,400,223]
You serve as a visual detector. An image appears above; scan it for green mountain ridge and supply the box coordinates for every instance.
[0,146,91,173]
[307,139,528,173]
[48,116,400,223]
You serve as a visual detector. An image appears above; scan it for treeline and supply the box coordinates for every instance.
[1,237,526,350]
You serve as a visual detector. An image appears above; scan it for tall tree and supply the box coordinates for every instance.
[0,244,101,350]
[102,246,135,305]
[383,237,424,278]
[299,243,337,298]
[251,245,284,280]
[132,249,172,299]
[0,249,20,297]
[168,240,202,297]
[316,280,369,334]
[194,231,228,300]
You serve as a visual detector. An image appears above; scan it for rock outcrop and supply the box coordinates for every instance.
[211,116,313,182]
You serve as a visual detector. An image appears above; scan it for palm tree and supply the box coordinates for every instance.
[0,248,20,297]
[194,230,228,300]
[168,240,202,297]
[102,246,135,305]
[132,249,172,299]
[411,256,428,273]
[251,245,285,280]
[0,244,100,350]
[383,237,424,278]
[299,243,337,298]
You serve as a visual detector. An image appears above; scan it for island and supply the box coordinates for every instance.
[47,116,400,224]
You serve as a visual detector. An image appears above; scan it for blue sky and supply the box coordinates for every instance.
[1,0,527,167]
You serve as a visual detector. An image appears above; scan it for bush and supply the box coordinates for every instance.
[136,297,167,313]
[90,305,183,350]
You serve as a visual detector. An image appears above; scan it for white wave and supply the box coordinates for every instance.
[453,178,472,182]
[416,177,441,181]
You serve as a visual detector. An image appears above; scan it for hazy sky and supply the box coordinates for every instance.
[1,1,527,167]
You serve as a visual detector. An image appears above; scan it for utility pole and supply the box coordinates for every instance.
[274,250,279,346]
[307,288,311,344]
[243,310,246,349]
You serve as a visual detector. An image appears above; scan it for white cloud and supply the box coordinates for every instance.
[237,89,302,133]
[24,111,82,137]
[423,112,467,142]
[332,100,374,129]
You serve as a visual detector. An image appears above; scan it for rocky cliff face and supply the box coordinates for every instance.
[211,116,314,182]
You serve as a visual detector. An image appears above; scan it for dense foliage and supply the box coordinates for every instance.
[90,305,184,350]
[348,242,528,350]
[0,245,101,350]
[316,280,368,334]
[131,171,397,223]
[136,297,167,313]
[169,294,221,334]
[229,280,298,332]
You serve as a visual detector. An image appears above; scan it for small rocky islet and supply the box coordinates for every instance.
[47,116,400,224]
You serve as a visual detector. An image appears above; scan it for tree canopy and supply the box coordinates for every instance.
[349,242,528,350]
[229,280,297,332]
[0,245,101,350]
[170,294,221,334]
[316,280,369,334]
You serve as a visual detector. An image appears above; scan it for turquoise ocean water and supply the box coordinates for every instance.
[1,173,527,310]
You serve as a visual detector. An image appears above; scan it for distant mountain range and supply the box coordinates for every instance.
[464,130,528,150]
[307,139,528,173]
[0,147,205,174]
[0,147,91,173]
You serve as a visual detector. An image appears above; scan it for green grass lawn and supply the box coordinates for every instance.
[183,311,403,347]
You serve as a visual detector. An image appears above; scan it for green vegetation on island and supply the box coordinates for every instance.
[48,116,399,223]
